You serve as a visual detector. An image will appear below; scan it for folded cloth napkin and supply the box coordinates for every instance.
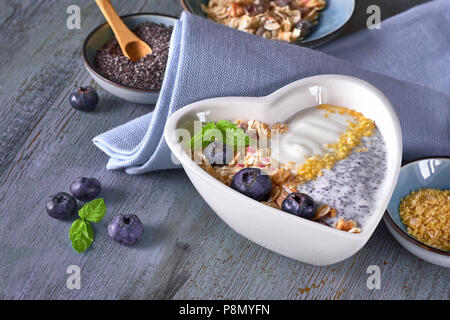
[93,0,450,174]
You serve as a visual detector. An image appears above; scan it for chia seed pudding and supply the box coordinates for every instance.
[94,22,173,90]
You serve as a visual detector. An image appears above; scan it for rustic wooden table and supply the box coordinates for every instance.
[0,0,448,300]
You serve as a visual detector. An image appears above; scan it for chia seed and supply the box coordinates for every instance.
[94,22,173,90]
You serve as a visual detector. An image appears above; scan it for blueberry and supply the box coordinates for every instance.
[70,177,101,202]
[108,214,144,245]
[231,168,272,202]
[203,141,233,166]
[275,0,291,7]
[295,19,314,38]
[69,86,98,111]
[46,192,77,219]
[245,1,269,16]
[281,192,316,219]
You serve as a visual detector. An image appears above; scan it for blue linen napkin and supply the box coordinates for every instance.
[93,0,450,174]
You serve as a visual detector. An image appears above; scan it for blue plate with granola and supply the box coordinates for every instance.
[180,0,355,47]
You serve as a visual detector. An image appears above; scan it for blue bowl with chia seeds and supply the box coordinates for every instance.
[384,157,450,267]
[180,0,355,47]
[83,13,178,105]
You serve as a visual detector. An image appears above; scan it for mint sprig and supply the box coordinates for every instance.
[69,219,93,253]
[189,120,250,149]
[78,198,106,222]
[69,198,106,253]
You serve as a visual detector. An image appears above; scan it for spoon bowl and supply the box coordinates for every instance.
[125,41,152,62]
[95,0,152,61]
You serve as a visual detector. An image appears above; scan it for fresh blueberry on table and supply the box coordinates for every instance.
[108,214,144,245]
[70,177,101,202]
[203,141,233,165]
[281,192,316,219]
[69,86,99,111]
[46,192,77,219]
[231,168,272,202]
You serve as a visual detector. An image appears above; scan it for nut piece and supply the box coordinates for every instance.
[328,207,337,218]
[236,120,249,130]
[275,187,291,208]
[334,218,357,232]
[270,168,291,185]
[291,28,301,40]
[348,227,362,234]
[278,31,292,42]
[268,186,281,202]
[229,2,244,17]
[264,19,281,31]
[271,122,288,134]
[313,204,330,220]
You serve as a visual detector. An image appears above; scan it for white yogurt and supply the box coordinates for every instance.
[270,107,351,165]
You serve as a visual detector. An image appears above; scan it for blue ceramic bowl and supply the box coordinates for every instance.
[384,157,450,267]
[83,13,177,105]
[180,0,355,47]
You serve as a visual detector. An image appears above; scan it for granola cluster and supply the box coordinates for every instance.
[194,119,362,233]
[201,0,326,43]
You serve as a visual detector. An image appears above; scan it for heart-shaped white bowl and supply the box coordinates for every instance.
[164,74,402,266]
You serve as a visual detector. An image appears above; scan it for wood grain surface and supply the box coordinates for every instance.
[0,0,448,300]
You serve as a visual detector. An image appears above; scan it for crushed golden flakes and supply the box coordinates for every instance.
[294,104,375,185]
[399,188,450,251]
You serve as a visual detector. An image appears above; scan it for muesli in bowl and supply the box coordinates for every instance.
[187,104,386,234]
[201,0,326,43]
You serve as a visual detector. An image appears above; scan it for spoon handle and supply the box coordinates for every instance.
[95,0,139,44]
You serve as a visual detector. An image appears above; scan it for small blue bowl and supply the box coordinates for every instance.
[83,13,178,104]
[384,157,450,267]
[180,0,355,47]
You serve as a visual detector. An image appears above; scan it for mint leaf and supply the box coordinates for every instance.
[69,219,93,253]
[68,198,106,254]
[215,120,238,132]
[78,198,106,223]
[216,120,250,147]
[189,121,217,148]
[189,120,250,149]
[202,122,216,132]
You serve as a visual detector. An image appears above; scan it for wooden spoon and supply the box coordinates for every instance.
[95,0,152,61]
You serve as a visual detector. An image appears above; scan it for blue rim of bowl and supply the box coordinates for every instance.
[82,13,178,93]
[384,156,450,256]
[179,0,356,46]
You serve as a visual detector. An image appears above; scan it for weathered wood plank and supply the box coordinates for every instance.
[0,0,447,300]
